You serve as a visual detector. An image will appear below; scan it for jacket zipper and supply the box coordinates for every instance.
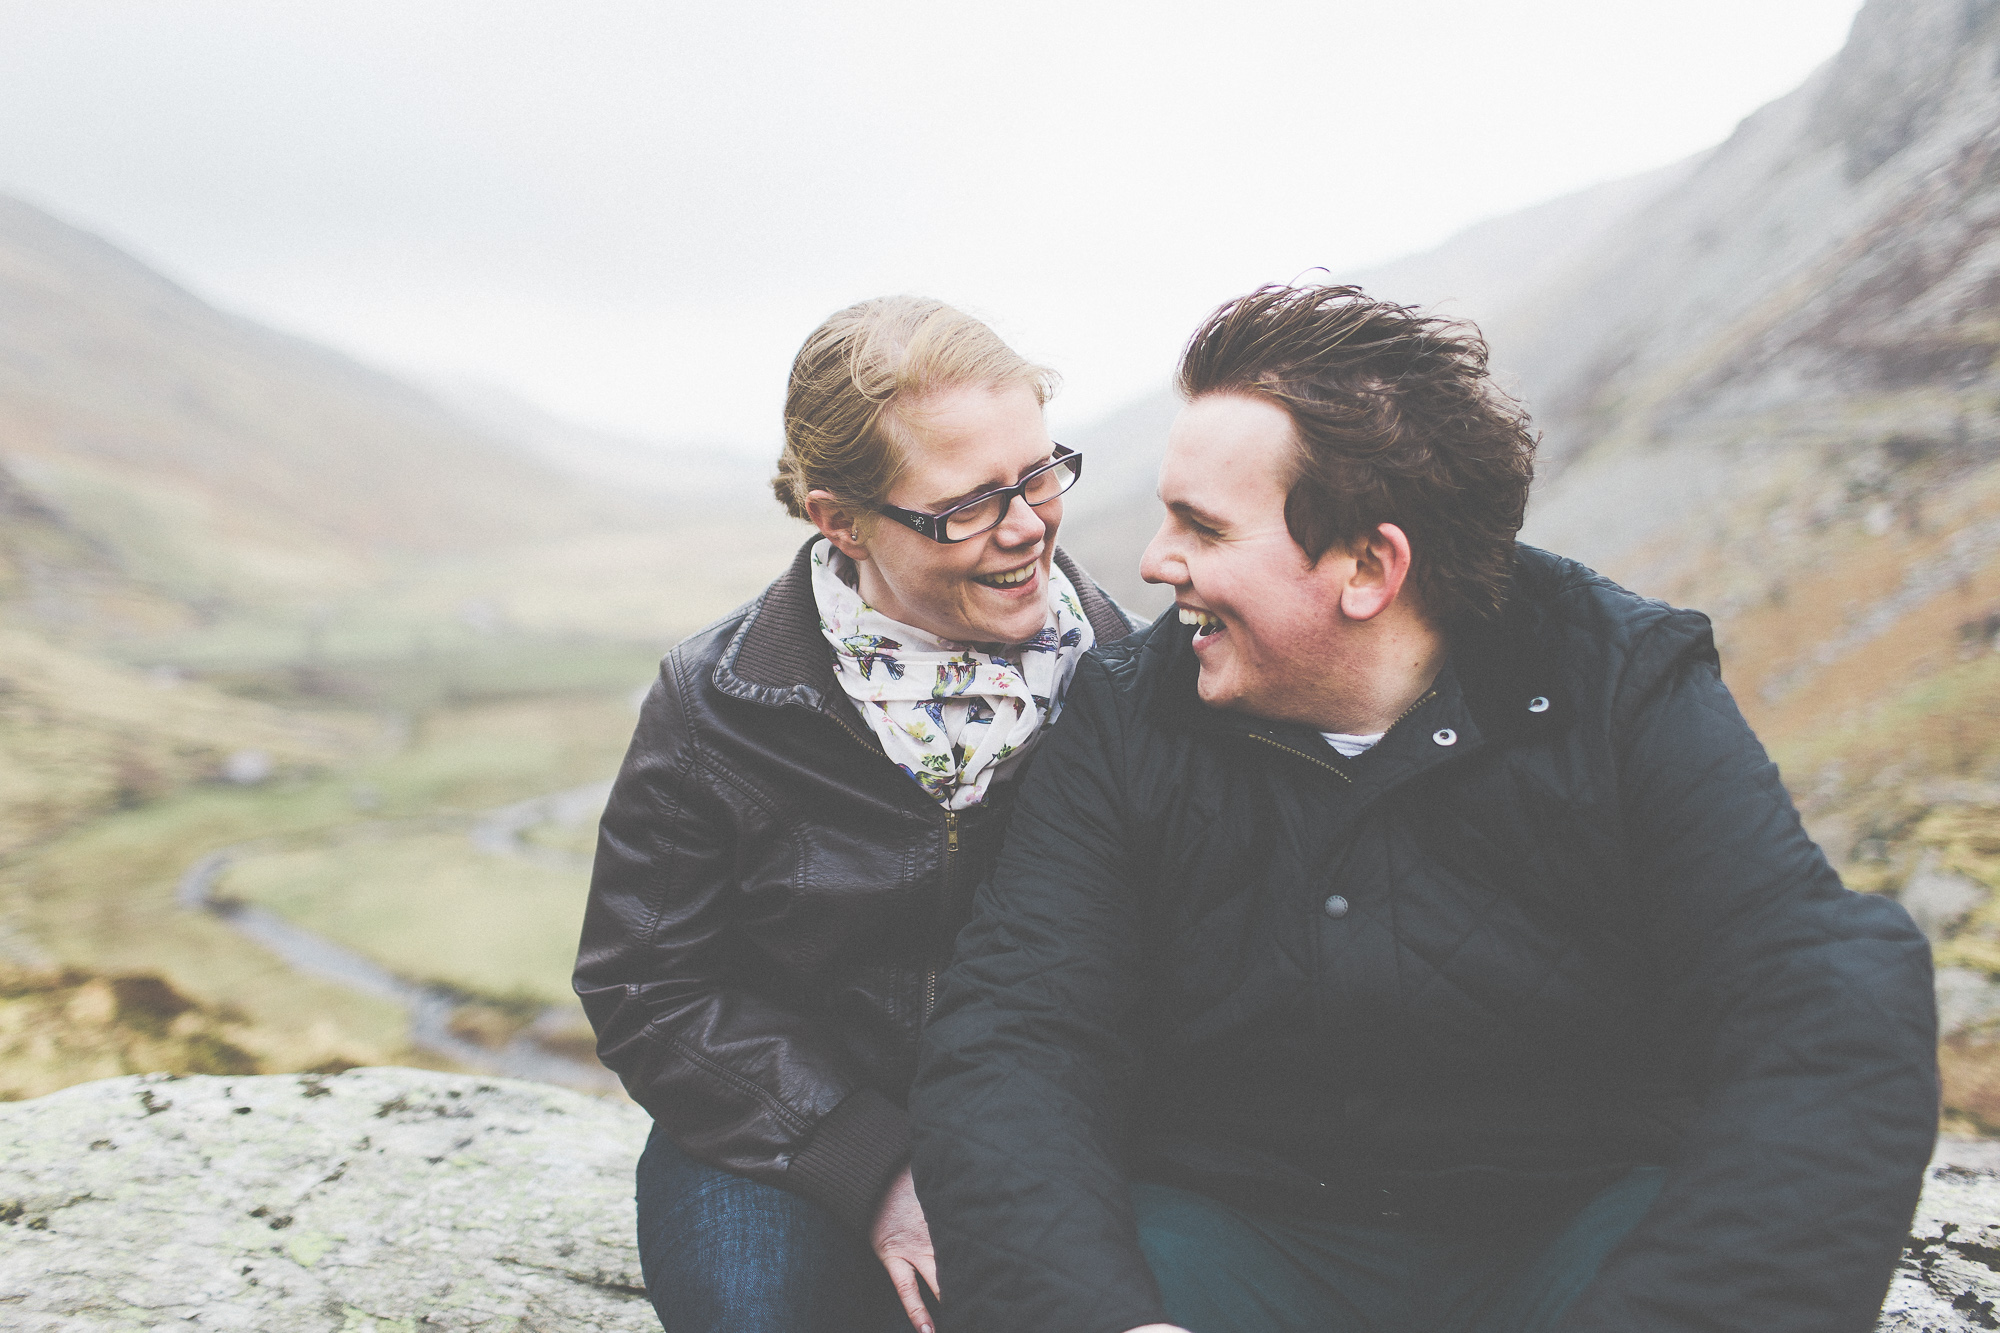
[1385,688,1438,733]
[1247,734,1355,782]
[824,709,880,755]
[924,813,958,1022]
[1241,689,1440,781]
[828,706,953,1025]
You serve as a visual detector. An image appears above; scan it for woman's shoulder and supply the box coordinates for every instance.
[1052,547,1146,645]
[665,599,761,678]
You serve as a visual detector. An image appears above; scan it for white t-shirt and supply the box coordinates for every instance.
[1320,730,1384,757]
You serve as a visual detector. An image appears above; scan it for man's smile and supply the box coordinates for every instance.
[1177,606,1224,639]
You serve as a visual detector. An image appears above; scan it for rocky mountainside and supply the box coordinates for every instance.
[1062,0,2000,1132]
[1059,160,1709,618]
[1,1067,1995,1331]
[1068,0,2000,595]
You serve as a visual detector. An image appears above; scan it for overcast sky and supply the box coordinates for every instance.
[0,0,1865,450]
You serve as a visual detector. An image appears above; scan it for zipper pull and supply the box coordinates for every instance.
[945,811,959,853]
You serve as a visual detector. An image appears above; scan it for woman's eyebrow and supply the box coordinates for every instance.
[923,453,1056,511]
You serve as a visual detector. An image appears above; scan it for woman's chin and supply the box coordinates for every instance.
[960,574,1042,634]
[964,605,1047,647]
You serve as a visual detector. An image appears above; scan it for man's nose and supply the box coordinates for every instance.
[1139,518,1183,586]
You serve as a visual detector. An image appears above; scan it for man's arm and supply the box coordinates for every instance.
[910,657,1172,1333]
[1555,632,1938,1332]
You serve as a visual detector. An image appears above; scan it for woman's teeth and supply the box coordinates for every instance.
[1179,608,1223,633]
[975,565,1035,588]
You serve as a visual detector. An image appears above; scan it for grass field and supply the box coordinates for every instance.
[0,670,646,1096]
[0,490,806,1102]
[220,830,590,1009]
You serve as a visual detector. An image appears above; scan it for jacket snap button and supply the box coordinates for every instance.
[1527,696,1550,713]
[1432,728,1457,746]
[1323,894,1349,919]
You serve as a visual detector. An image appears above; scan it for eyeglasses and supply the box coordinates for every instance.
[874,445,1084,544]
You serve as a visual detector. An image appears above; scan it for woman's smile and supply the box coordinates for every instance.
[973,558,1041,591]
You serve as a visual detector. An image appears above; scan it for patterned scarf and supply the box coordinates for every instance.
[810,539,1096,810]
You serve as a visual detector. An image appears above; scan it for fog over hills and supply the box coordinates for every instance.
[1065,0,2000,616]
[421,377,775,505]
[0,193,660,621]
[1058,161,1708,616]
[0,188,803,862]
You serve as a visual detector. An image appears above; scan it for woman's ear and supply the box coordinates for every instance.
[1338,522,1414,622]
[806,489,872,563]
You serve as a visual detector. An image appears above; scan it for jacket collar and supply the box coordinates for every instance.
[1154,543,1567,785]
[713,535,1135,715]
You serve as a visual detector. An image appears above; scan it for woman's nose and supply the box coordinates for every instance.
[994,492,1047,547]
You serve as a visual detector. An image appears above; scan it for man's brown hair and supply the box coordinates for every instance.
[1177,283,1537,624]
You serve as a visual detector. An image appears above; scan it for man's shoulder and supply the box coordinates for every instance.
[1076,606,1184,694]
[1513,545,1716,684]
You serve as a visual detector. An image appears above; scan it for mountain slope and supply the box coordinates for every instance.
[1060,165,1702,613]
[0,194,649,619]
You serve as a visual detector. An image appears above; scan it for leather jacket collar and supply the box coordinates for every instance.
[713,536,1135,724]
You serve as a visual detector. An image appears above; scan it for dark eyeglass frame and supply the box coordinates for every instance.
[873,444,1084,544]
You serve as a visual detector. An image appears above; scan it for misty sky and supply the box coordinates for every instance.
[0,1,1865,449]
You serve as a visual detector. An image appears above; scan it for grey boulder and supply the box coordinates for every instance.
[1,1066,1997,1330]
[0,1068,654,1331]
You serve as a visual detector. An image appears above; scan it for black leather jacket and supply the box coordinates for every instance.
[575,539,1133,1228]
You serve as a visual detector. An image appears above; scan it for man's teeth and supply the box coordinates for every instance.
[1178,609,1224,633]
[977,565,1034,588]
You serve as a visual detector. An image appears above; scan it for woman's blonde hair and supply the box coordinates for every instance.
[772,295,1057,520]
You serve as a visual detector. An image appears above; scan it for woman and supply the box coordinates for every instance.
[575,295,1134,1333]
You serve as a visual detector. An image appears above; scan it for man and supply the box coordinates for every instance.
[908,284,1938,1333]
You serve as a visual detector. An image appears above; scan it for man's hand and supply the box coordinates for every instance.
[870,1165,940,1333]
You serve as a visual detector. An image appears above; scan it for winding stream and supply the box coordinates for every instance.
[176,781,620,1093]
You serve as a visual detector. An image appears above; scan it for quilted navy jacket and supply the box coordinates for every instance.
[910,545,1938,1333]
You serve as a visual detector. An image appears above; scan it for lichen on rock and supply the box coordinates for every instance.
[0,1067,653,1331]
[2,1066,1997,1330]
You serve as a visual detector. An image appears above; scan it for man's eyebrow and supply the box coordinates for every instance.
[1164,498,1229,530]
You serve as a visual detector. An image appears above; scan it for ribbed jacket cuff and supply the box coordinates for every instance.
[785,1087,911,1231]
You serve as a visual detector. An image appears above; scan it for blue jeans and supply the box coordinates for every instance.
[1135,1167,1668,1333]
[635,1122,909,1333]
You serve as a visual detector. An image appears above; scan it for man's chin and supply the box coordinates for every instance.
[1193,666,1234,709]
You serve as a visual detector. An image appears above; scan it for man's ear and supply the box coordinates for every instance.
[1338,523,1414,622]
[806,489,871,563]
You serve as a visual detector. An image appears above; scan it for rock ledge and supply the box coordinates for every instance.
[0,1068,653,1331]
[2,1067,1997,1331]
